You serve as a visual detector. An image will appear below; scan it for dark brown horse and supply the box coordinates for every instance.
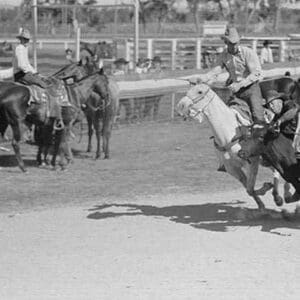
[54,59,118,159]
[0,82,56,172]
[238,124,300,204]
[0,71,110,172]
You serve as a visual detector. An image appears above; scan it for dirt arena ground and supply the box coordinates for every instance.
[0,120,300,300]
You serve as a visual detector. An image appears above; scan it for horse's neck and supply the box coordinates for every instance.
[204,93,239,146]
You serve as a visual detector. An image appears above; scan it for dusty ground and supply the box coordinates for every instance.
[0,121,300,300]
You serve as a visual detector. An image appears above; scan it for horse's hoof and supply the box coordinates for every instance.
[285,193,300,203]
[273,195,284,207]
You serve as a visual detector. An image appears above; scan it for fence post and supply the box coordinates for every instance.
[252,39,257,52]
[171,93,175,119]
[279,40,286,62]
[196,38,202,69]
[171,39,177,70]
[75,27,81,62]
[125,39,132,62]
[147,39,153,59]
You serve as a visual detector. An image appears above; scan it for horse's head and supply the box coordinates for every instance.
[176,83,213,122]
[53,62,85,82]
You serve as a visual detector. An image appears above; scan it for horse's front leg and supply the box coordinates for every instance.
[51,129,62,169]
[246,157,265,210]
[86,114,93,153]
[11,123,27,172]
[102,120,112,159]
[94,114,101,159]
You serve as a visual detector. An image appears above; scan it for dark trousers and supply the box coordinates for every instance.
[14,71,49,89]
[235,82,265,124]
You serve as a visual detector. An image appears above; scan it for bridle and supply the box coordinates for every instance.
[185,86,215,118]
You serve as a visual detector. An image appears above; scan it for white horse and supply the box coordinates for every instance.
[177,83,272,210]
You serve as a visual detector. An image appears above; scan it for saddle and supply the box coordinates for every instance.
[228,96,253,126]
[26,78,71,119]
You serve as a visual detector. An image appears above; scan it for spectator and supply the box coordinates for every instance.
[260,40,273,64]
[136,58,149,74]
[148,56,162,73]
[65,48,74,63]
[112,58,129,75]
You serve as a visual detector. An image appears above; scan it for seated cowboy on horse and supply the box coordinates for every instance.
[13,28,49,89]
[263,90,300,158]
[189,27,265,127]
[12,28,70,127]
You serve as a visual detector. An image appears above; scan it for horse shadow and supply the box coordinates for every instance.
[0,154,37,168]
[71,148,93,159]
[87,201,300,234]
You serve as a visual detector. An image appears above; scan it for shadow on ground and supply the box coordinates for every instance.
[0,155,37,168]
[87,202,300,234]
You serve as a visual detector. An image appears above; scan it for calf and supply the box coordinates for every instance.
[238,124,300,203]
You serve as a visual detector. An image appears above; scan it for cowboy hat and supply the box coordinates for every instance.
[263,90,285,107]
[152,56,162,63]
[113,58,129,65]
[16,28,30,40]
[221,27,240,44]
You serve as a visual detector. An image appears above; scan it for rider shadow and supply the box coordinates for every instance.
[0,154,37,168]
[87,202,300,234]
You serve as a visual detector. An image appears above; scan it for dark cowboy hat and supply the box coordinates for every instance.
[221,27,240,44]
[263,40,271,46]
[152,56,162,63]
[263,90,286,107]
[114,58,129,65]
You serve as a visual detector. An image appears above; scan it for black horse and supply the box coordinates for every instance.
[54,59,118,160]
[0,70,110,172]
[239,124,300,204]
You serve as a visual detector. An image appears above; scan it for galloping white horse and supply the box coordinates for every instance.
[177,83,269,210]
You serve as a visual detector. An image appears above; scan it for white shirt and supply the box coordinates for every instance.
[260,47,273,64]
[12,43,36,74]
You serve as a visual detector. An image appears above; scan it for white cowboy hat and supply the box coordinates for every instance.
[221,27,240,44]
[16,28,31,40]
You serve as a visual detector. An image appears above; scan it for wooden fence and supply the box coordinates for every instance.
[0,36,299,74]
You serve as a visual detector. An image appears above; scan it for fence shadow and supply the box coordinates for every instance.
[87,201,300,234]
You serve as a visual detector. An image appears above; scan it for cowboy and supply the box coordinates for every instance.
[263,90,300,157]
[260,40,273,64]
[12,28,49,88]
[148,56,162,73]
[65,48,74,63]
[264,90,297,138]
[190,27,265,127]
[112,58,129,75]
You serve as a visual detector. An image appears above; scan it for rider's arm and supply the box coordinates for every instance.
[15,45,36,74]
[239,47,263,88]
[189,65,224,84]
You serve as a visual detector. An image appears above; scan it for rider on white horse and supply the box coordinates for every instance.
[190,27,265,126]
[190,27,266,171]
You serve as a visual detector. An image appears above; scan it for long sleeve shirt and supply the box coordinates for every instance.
[12,44,36,74]
[203,46,263,88]
[260,47,273,64]
[275,100,300,138]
